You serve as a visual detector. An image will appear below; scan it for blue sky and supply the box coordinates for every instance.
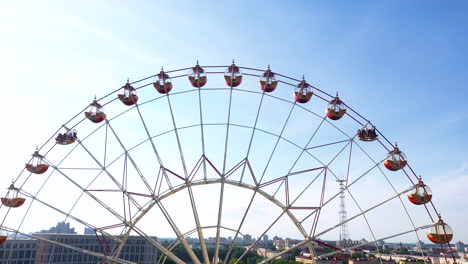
[0,0,467,247]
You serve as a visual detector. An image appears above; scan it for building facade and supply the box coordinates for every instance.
[0,233,159,264]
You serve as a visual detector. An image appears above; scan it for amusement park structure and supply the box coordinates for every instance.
[0,60,456,264]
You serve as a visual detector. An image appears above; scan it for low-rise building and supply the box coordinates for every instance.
[256,247,289,260]
[0,233,159,264]
[430,256,468,264]
[295,256,331,264]
[348,258,396,264]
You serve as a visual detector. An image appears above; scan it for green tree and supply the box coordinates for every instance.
[399,247,409,254]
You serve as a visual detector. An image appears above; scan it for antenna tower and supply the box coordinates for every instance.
[337,177,350,244]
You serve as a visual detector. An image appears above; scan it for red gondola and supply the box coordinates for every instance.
[188,62,207,88]
[1,184,26,208]
[118,80,138,106]
[153,68,173,94]
[260,66,278,92]
[0,236,6,245]
[56,129,77,145]
[224,61,242,87]
[427,219,453,244]
[294,77,313,103]
[85,99,106,123]
[407,180,432,205]
[383,145,407,171]
[357,126,378,141]
[25,150,49,174]
[326,94,347,120]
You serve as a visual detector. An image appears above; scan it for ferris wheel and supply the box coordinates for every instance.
[0,61,456,264]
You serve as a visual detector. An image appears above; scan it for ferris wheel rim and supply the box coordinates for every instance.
[0,63,453,263]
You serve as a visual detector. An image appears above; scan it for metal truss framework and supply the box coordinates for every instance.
[0,64,456,264]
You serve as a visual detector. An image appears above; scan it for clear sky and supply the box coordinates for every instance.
[0,0,467,247]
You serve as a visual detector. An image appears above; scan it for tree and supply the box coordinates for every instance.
[399,247,409,254]
[351,252,365,259]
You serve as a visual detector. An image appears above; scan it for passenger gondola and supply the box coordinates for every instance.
[153,68,173,94]
[118,80,138,106]
[293,77,313,103]
[224,61,242,87]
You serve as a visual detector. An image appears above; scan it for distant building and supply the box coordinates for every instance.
[263,234,269,244]
[257,247,272,257]
[83,227,94,235]
[376,240,386,246]
[274,237,285,251]
[416,240,425,249]
[456,241,465,253]
[37,221,76,234]
[284,238,290,249]
[243,234,252,244]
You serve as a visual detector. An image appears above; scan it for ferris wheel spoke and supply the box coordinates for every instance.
[75,139,143,210]
[154,200,202,264]
[198,87,207,181]
[146,179,311,264]
[103,121,109,167]
[319,223,434,259]
[283,115,328,176]
[311,185,415,244]
[234,200,316,264]
[3,64,447,264]
[352,140,431,259]
[239,92,265,183]
[158,239,181,264]
[105,120,154,194]
[43,159,135,225]
[187,185,210,264]
[18,189,121,242]
[234,209,288,264]
[299,154,385,224]
[165,94,189,178]
[6,141,117,263]
[222,82,235,175]
[213,78,236,264]
[282,169,328,259]
[129,224,186,264]
[213,181,225,263]
[105,200,186,264]
[222,191,258,264]
[272,134,353,206]
[337,143,385,260]
[258,238,310,264]
[231,183,318,264]
[344,188,383,258]
[163,92,210,263]
[269,114,329,200]
[134,103,174,190]
[258,102,297,184]
[259,221,430,264]
[4,145,88,262]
